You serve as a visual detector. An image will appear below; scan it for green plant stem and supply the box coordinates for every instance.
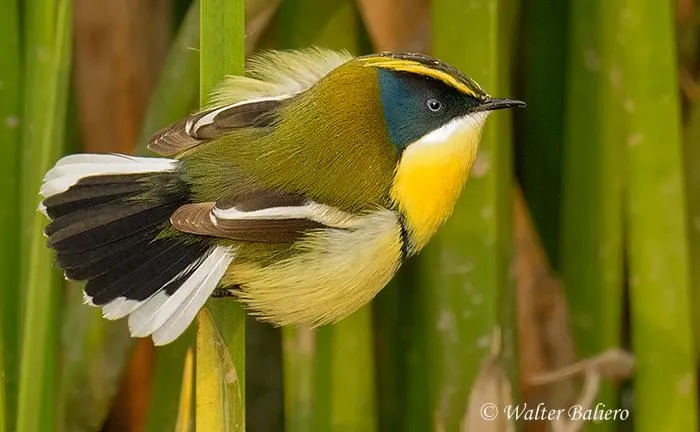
[328,315,375,430]
[621,1,698,430]
[0,0,21,428]
[282,327,323,431]
[196,0,246,430]
[17,1,72,431]
[422,0,517,430]
[372,274,414,432]
[199,0,244,99]
[518,0,568,266]
[0,324,5,432]
[681,10,700,358]
[686,99,700,353]
[560,2,624,428]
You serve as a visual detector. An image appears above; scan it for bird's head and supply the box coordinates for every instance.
[329,52,526,252]
[357,52,525,153]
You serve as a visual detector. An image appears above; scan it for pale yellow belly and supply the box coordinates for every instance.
[222,209,403,326]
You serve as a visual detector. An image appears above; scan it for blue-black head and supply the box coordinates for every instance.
[365,52,525,151]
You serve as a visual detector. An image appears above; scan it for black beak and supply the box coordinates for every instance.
[473,97,526,112]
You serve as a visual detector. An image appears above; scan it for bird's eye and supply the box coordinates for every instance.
[426,98,444,113]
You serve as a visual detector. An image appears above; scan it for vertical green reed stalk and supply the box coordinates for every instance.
[686,98,700,352]
[561,1,623,427]
[277,1,376,431]
[0,328,5,432]
[17,1,72,431]
[196,0,245,431]
[621,1,698,430]
[0,0,20,428]
[518,0,568,265]
[141,4,200,431]
[423,0,516,429]
[679,0,700,358]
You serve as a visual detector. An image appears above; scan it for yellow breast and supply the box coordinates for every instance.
[390,114,486,252]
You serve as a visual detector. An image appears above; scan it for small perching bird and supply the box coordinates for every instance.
[39,48,525,345]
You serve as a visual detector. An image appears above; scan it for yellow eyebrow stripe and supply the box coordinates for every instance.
[360,58,480,98]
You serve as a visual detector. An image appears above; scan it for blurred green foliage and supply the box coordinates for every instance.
[1,0,698,431]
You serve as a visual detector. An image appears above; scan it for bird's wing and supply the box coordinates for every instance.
[169,189,359,243]
[147,97,285,156]
[147,48,352,156]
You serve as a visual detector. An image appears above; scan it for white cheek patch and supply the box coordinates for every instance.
[419,111,490,146]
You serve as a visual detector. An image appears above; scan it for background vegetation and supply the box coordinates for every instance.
[0,0,698,431]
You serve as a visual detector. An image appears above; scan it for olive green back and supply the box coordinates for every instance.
[183,62,398,213]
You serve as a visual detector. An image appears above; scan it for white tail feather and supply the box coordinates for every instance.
[126,246,235,344]
[40,153,176,198]
[127,254,210,337]
[152,247,234,345]
[102,298,143,321]
[127,291,176,337]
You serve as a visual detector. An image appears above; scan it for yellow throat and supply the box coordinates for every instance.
[390,112,488,253]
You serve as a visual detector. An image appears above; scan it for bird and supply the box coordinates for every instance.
[39,48,525,345]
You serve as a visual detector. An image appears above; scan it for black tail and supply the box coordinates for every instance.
[40,154,210,311]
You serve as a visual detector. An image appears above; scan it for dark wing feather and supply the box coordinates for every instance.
[147,98,284,156]
[195,99,280,138]
[170,190,335,243]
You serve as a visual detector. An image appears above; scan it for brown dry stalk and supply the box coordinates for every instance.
[356,0,430,52]
[514,187,579,430]
[74,0,171,154]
